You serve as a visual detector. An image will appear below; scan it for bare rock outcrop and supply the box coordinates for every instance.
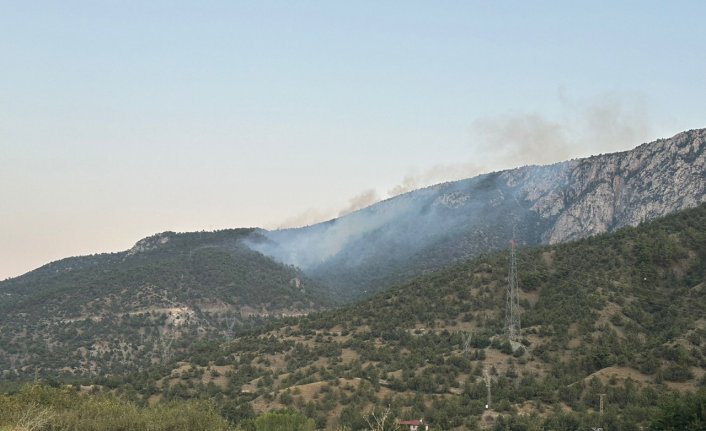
[536,129,706,243]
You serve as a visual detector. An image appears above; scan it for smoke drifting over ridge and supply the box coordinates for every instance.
[274,208,335,230]
[386,162,484,197]
[276,93,653,228]
[478,92,652,165]
[338,189,381,217]
[250,126,706,302]
[272,189,382,229]
[387,92,653,196]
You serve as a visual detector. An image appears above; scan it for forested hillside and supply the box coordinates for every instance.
[23,203,703,430]
[0,229,329,381]
[225,203,706,429]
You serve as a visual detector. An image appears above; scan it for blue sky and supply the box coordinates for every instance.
[2,1,705,278]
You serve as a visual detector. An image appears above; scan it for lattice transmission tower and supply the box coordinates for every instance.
[505,239,521,342]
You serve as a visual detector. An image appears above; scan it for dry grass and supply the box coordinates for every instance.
[8,404,55,431]
[340,348,360,364]
[582,366,652,386]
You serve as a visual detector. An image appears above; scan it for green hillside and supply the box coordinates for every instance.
[127,203,706,429]
[0,229,329,381]
[2,205,706,429]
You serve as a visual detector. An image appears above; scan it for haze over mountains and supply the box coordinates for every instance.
[2,128,706,429]
[4,189,706,429]
[254,128,706,299]
[5,1,706,428]
[2,128,705,306]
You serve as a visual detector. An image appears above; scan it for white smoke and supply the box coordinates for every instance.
[276,92,654,226]
[338,189,380,217]
[274,189,381,229]
[387,162,484,197]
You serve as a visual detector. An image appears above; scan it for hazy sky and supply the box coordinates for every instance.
[2,1,705,279]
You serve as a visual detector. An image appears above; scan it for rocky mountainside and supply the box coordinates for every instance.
[518,128,706,244]
[253,128,706,300]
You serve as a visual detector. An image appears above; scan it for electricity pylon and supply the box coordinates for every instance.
[505,239,521,342]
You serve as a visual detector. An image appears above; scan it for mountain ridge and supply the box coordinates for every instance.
[6,128,704,289]
[0,229,328,379]
[253,128,706,299]
[1,129,706,429]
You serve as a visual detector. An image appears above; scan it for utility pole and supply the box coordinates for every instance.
[224,315,238,342]
[484,367,492,409]
[599,393,606,416]
[463,332,472,358]
[590,393,607,431]
[506,239,521,342]
[158,332,174,364]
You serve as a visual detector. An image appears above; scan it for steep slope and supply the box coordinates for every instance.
[153,203,706,429]
[253,128,706,300]
[0,229,328,379]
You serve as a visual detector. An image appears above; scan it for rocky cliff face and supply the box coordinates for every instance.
[255,128,706,299]
[505,128,706,244]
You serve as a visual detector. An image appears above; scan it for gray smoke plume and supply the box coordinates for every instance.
[273,189,382,229]
[277,92,653,226]
[387,92,653,197]
[472,113,571,166]
[338,189,380,217]
[387,162,484,197]
[576,92,652,154]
